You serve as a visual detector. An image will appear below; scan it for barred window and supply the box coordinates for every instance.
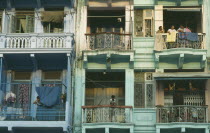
[134,9,154,37]
[134,72,155,108]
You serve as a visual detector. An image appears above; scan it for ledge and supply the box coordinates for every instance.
[0,121,68,131]
[0,48,73,54]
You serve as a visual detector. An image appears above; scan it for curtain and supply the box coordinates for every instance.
[20,19,26,33]
[41,11,64,23]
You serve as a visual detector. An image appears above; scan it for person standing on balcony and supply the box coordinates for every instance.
[167,25,177,48]
[178,25,185,32]
[110,95,116,106]
[156,26,165,33]
[167,25,176,34]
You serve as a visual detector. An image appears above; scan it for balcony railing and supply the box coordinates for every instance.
[85,32,132,50]
[82,105,132,123]
[156,105,208,123]
[155,33,205,51]
[0,104,65,121]
[0,33,72,49]
[0,83,67,121]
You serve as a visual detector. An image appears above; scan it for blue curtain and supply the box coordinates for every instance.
[36,86,61,107]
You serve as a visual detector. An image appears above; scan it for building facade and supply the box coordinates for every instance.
[74,0,210,133]
[0,0,75,133]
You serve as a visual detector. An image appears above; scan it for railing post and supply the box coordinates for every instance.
[206,106,208,123]
[0,34,6,48]
[65,33,73,48]
[30,34,37,48]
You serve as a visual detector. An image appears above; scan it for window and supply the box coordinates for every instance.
[42,71,62,88]
[13,71,32,81]
[88,10,125,33]
[134,9,154,37]
[163,10,202,33]
[85,72,125,106]
[41,11,64,33]
[42,71,62,81]
[10,11,34,33]
[43,22,64,33]
[162,80,205,106]
[134,72,155,108]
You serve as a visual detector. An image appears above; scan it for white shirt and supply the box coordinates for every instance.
[168,29,177,33]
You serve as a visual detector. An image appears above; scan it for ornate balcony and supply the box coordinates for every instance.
[154,33,207,69]
[82,105,133,123]
[156,105,208,123]
[0,33,73,49]
[155,33,205,50]
[85,32,132,50]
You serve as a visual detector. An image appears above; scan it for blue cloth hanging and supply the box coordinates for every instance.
[36,86,61,107]
[186,33,199,42]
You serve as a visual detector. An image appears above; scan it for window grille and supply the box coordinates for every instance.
[134,72,155,108]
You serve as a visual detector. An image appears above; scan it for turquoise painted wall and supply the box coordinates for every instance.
[133,38,155,70]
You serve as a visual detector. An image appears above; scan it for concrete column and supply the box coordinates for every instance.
[31,69,42,118]
[181,127,185,133]
[2,10,9,33]
[156,128,160,133]
[205,79,210,122]
[156,81,164,106]
[82,127,86,133]
[205,128,209,133]
[125,69,134,106]
[125,5,133,33]
[154,5,163,33]
[74,68,86,133]
[65,54,72,124]
[105,128,109,133]
[34,8,44,33]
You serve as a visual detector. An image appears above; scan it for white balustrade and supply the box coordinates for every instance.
[1,34,72,49]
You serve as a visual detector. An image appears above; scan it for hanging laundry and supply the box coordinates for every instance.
[18,84,30,117]
[36,86,61,107]
[186,33,199,42]
[166,32,177,42]
[155,33,166,51]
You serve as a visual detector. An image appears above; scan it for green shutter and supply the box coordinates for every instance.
[10,15,16,33]
[134,10,143,37]
[26,15,34,33]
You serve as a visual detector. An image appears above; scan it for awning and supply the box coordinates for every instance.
[154,72,210,80]
[155,77,210,80]
[164,8,201,12]
[41,11,64,23]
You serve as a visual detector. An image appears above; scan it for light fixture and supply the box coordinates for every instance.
[103,70,106,75]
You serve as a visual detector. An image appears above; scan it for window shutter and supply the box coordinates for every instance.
[10,15,16,33]
[134,10,143,37]
[143,9,154,37]
[26,15,34,33]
